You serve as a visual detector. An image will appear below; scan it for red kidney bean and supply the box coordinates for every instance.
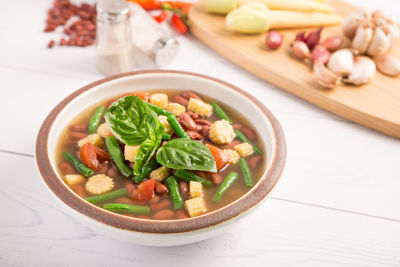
[182,91,202,100]
[124,181,136,195]
[186,131,203,140]
[155,181,168,193]
[179,181,189,197]
[150,199,171,212]
[69,131,88,140]
[172,95,189,106]
[96,162,109,174]
[248,155,263,169]
[71,184,87,198]
[221,139,240,149]
[58,161,75,174]
[195,119,212,126]
[186,111,198,120]
[232,124,242,130]
[176,209,189,219]
[179,113,198,131]
[69,123,87,132]
[149,195,161,204]
[210,173,223,185]
[241,128,257,141]
[159,192,170,200]
[195,171,207,179]
[106,165,119,178]
[48,40,55,48]
[200,126,209,139]
[153,209,175,220]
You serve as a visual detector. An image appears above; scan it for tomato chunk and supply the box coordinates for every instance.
[80,142,109,171]
[206,144,229,171]
[132,179,155,202]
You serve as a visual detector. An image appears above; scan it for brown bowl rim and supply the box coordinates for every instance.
[35,70,286,234]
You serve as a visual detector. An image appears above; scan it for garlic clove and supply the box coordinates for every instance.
[374,53,400,77]
[352,26,373,54]
[342,8,371,39]
[344,56,376,85]
[327,49,354,76]
[367,27,391,57]
[313,62,341,88]
[292,41,311,60]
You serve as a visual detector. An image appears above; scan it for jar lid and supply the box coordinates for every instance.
[97,0,129,23]
[153,37,180,66]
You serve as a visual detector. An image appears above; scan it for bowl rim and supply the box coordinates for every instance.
[35,70,286,234]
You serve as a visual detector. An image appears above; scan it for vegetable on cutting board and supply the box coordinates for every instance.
[206,0,335,14]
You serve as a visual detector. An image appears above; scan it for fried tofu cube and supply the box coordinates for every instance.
[189,181,203,198]
[187,98,213,117]
[96,123,113,138]
[234,142,254,157]
[78,133,103,148]
[209,119,235,145]
[166,102,186,116]
[149,166,170,182]
[223,149,240,164]
[64,174,85,186]
[185,197,207,217]
[85,174,114,195]
[124,145,140,162]
[158,115,173,134]
[150,93,168,109]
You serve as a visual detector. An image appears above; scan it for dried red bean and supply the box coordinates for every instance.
[153,209,175,220]
[58,161,75,174]
[179,113,198,131]
[186,111,198,120]
[150,199,171,211]
[149,195,161,204]
[195,171,207,179]
[232,124,242,130]
[71,184,86,198]
[195,119,212,126]
[115,197,136,205]
[106,165,119,178]
[176,209,189,219]
[210,173,223,185]
[179,181,189,197]
[155,181,168,193]
[248,155,263,169]
[69,123,87,132]
[69,131,88,140]
[125,181,136,195]
[221,139,241,149]
[186,131,203,140]
[96,162,109,174]
[60,38,67,46]
[200,125,209,139]
[240,128,257,141]
[48,40,55,48]
[182,91,202,100]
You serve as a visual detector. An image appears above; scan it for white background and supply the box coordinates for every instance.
[0,0,400,266]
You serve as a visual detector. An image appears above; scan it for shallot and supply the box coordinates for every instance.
[321,36,343,51]
[312,45,330,64]
[266,31,283,50]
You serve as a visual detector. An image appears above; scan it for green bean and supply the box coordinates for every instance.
[212,172,239,202]
[174,169,213,187]
[103,203,150,215]
[63,151,94,177]
[88,106,105,134]
[133,158,159,184]
[234,130,262,155]
[165,176,184,210]
[210,102,232,124]
[85,188,128,204]
[239,158,254,187]
[162,133,171,141]
[145,102,172,116]
[167,115,189,139]
[105,137,132,177]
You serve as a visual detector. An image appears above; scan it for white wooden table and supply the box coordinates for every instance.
[1,0,399,266]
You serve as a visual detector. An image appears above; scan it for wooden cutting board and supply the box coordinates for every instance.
[189,1,400,138]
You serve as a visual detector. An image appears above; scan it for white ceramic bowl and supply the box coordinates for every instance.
[36,70,286,246]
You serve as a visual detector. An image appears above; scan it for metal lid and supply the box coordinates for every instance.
[97,0,129,23]
[153,37,180,66]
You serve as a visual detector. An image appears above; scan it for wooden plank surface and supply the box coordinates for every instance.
[189,0,400,138]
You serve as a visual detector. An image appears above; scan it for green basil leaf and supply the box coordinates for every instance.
[156,139,217,172]
[105,96,161,145]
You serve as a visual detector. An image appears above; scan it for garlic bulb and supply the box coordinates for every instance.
[342,8,370,39]
[327,49,354,76]
[352,26,373,54]
[367,27,391,57]
[374,54,400,77]
[313,62,341,88]
[344,56,376,85]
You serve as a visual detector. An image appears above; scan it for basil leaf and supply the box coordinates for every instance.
[105,96,164,175]
[105,96,161,145]
[156,139,217,173]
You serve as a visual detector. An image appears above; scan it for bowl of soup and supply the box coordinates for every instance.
[36,70,286,246]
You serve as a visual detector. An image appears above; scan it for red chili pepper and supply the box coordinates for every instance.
[153,10,168,23]
[126,0,161,10]
[171,14,187,34]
